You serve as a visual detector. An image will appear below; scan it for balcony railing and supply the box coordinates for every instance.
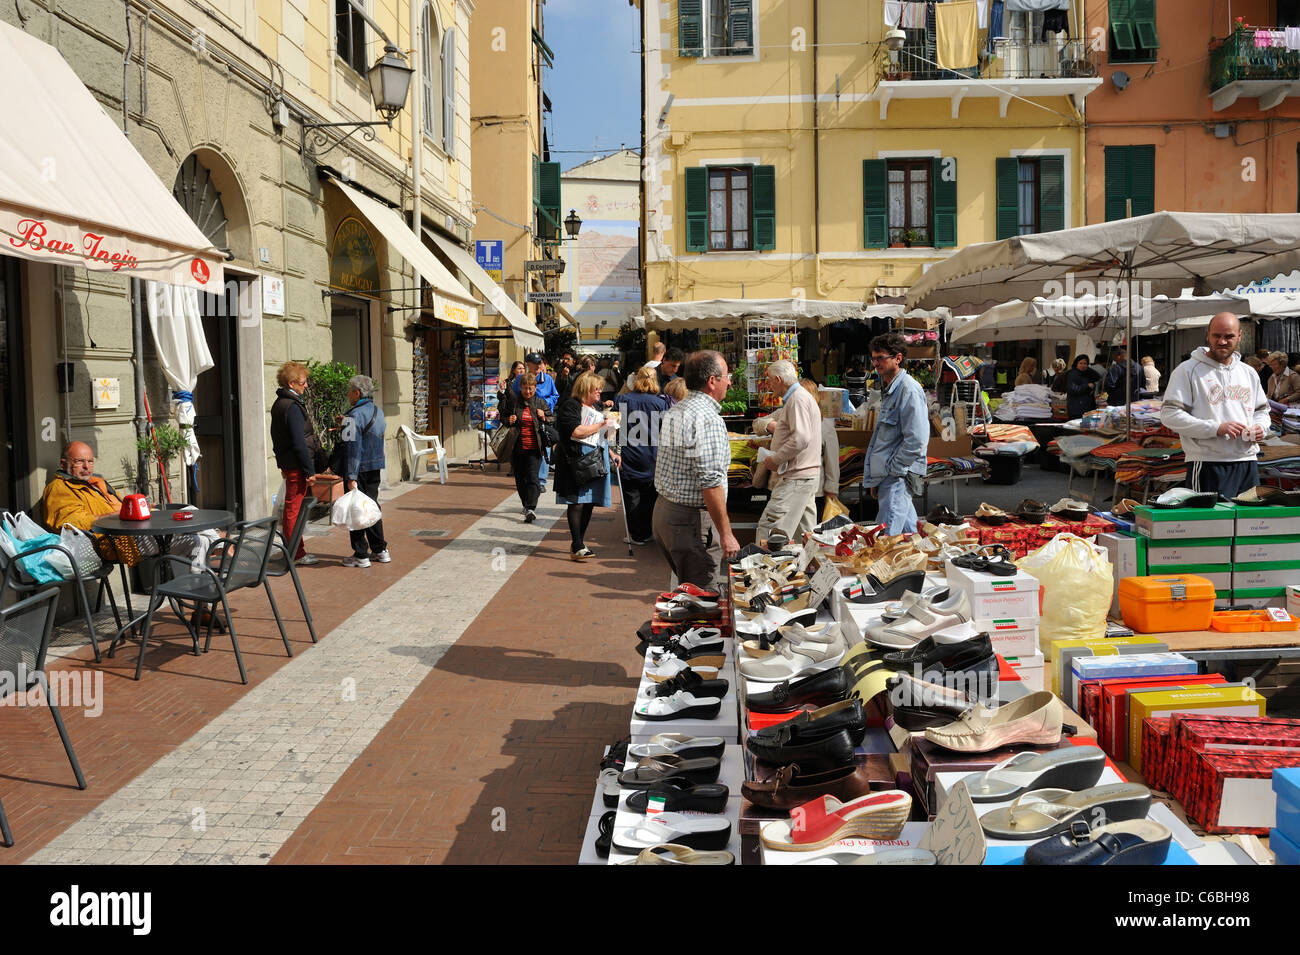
[1209,28,1300,91]
[887,39,1097,81]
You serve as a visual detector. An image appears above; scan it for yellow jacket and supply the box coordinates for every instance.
[40,473,135,565]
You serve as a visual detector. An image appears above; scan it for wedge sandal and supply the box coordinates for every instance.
[978,783,1152,841]
[760,791,912,851]
[964,747,1107,803]
[626,843,735,865]
[612,812,731,855]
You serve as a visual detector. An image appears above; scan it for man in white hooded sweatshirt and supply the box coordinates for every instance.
[1159,313,1271,501]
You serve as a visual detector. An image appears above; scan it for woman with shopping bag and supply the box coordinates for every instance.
[554,372,622,561]
[336,375,389,569]
[500,372,550,523]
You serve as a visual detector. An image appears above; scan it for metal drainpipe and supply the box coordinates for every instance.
[122,3,132,136]
[410,0,422,314]
[131,279,150,494]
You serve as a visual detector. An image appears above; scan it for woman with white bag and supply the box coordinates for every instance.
[336,375,390,569]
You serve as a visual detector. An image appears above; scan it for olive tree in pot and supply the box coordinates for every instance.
[300,359,358,504]
[135,423,190,503]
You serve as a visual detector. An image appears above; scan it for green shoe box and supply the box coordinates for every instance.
[1231,561,1300,591]
[1135,503,1236,540]
[1235,505,1300,537]
[1143,562,1232,599]
[1233,535,1300,564]
[1145,537,1233,567]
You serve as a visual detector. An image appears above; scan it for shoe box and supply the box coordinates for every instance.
[1071,652,1199,687]
[1135,503,1236,540]
[1143,537,1233,568]
[1002,648,1045,692]
[942,560,1040,621]
[1096,532,1147,618]
[1232,561,1300,591]
[1049,636,1169,706]
[1271,826,1300,865]
[1084,674,1229,761]
[1127,684,1267,772]
[1275,767,1300,846]
[1236,504,1300,537]
[976,617,1038,659]
[1234,536,1300,564]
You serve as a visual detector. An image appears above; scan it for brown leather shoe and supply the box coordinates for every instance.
[742,762,873,811]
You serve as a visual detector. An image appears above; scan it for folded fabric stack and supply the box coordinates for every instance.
[992,384,1053,421]
[970,423,1039,448]
[946,456,989,476]
[927,456,954,479]
[729,436,757,488]
[976,441,1036,457]
[1112,446,1186,488]
[838,446,865,489]
[1080,399,1164,432]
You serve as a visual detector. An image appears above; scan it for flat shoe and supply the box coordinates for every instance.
[975,502,1009,525]
[924,690,1063,753]
[1015,499,1048,524]
[926,505,964,526]
[744,666,852,714]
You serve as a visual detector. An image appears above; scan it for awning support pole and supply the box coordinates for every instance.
[131,278,150,494]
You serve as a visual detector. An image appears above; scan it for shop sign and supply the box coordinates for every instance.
[262,275,285,316]
[438,298,473,328]
[526,290,569,303]
[8,216,139,272]
[92,377,120,409]
[330,217,380,297]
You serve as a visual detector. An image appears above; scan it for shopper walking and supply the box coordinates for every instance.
[754,359,822,546]
[1160,312,1272,500]
[1103,346,1143,406]
[554,372,621,560]
[617,366,671,545]
[1064,354,1101,420]
[657,347,684,392]
[863,333,928,536]
[339,375,389,568]
[653,350,740,588]
[499,361,525,406]
[269,360,320,565]
[514,351,560,491]
[501,372,550,522]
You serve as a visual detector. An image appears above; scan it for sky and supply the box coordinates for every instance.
[543,0,641,171]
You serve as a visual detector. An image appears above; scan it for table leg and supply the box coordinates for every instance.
[118,562,136,637]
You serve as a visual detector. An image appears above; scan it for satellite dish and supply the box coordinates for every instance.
[1112,70,1130,91]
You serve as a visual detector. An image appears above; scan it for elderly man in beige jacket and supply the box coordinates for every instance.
[754,359,823,545]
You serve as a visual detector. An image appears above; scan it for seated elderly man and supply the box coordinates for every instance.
[40,441,137,565]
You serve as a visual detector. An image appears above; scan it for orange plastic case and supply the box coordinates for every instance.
[1118,575,1216,634]
[1209,610,1300,633]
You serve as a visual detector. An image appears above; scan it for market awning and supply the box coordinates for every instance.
[426,228,542,350]
[0,20,223,290]
[644,298,906,330]
[327,177,480,329]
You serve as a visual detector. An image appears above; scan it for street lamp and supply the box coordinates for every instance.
[564,209,583,240]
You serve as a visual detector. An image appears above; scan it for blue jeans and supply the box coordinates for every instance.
[539,454,549,487]
[875,476,918,536]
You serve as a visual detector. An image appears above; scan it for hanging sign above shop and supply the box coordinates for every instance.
[329,217,381,298]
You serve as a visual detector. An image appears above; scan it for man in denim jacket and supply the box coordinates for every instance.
[340,375,390,568]
[864,332,929,535]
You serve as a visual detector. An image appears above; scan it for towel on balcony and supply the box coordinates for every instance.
[936,0,979,69]
[1288,26,1300,50]
[902,1,926,30]
[976,0,989,29]
[884,0,904,28]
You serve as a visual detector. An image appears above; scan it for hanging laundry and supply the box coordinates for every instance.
[884,0,904,29]
[1286,26,1300,50]
[902,0,927,30]
[1040,8,1069,40]
[976,0,990,29]
[1255,29,1272,48]
[1005,0,1068,10]
[989,0,1005,40]
[936,0,979,69]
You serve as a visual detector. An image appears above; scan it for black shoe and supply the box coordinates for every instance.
[599,738,629,772]
[644,668,730,700]
[650,634,726,662]
[625,779,729,814]
[752,699,867,746]
[745,666,852,714]
[845,571,926,604]
[1015,499,1048,524]
[524,509,537,523]
[638,620,692,645]
[927,505,964,525]
[886,674,973,731]
[881,634,995,672]
[814,514,853,534]
[594,810,616,858]
[727,544,797,564]
[746,727,856,770]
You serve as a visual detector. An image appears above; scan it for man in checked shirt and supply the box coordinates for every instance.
[652,350,741,588]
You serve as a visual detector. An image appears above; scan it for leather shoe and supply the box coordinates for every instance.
[742,762,875,811]
[881,633,994,672]
[926,505,964,525]
[924,690,1064,753]
[746,727,856,770]
[744,666,851,714]
[752,699,866,746]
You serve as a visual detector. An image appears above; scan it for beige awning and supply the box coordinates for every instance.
[0,20,223,290]
[425,229,543,350]
[644,297,906,330]
[328,177,479,329]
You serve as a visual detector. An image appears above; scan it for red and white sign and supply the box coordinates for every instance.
[191,258,210,285]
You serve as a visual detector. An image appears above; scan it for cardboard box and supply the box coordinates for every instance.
[1145,537,1233,567]
[1288,586,1300,619]
[1005,648,1045,691]
[1168,714,1300,808]
[1129,685,1267,771]
[1132,563,1232,594]
[1235,504,1300,537]
[1135,503,1237,540]
[1142,718,1174,792]
[1072,652,1198,685]
[1049,635,1170,702]
[836,428,872,449]
[974,616,1038,658]
[1184,749,1300,834]
[1096,675,1228,761]
[1233,561,1300,591]
[1275,767,1300,843]
[1233,587,1289,607]
[1271,826,1300,865]
[1234,536,1300,564]
[944,560,1040,621]
[927,434,973,459]
[1097,532,1146,617]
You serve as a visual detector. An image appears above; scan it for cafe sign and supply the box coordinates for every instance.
[330,217,381,298]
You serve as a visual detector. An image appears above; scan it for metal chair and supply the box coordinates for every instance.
[109,517,284,684]
[0,589,88,848]
[0,523,123,663]
[266,495,319,646]
[399,424,448,484]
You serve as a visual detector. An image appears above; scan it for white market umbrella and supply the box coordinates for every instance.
[144,280,213,472]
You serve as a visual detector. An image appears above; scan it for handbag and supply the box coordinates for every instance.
[569,445,609,485]
[489,423,516,461]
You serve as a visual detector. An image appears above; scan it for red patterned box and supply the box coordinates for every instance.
[1166,713,1300,806]
[1142,718,1173,791]
[1184,748,1300,834]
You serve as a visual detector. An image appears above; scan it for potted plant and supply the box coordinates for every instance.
[900,228,923,248]
[300,359,358,503]
[136,423,191,502]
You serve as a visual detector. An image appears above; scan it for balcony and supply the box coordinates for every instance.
[1209,27,1300,111]
[876,39,1102,120]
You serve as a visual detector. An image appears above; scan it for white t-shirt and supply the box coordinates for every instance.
[644,359,661,369]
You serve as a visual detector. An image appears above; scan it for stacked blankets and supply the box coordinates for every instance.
[992,384,1053,421]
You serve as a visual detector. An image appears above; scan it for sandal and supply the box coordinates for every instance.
[1014,499,1048,524]
[964,747,1107,803]
[978,783,1152,841]
[627,843,735,865]
[760,791,912,851]
[1024,819,1172,866]
[975,502,1009,525]
[594,809,616,857]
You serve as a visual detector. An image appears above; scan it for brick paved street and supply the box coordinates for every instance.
[1,470,665,865]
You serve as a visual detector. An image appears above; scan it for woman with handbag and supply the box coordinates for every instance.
[500,373,549,523]
[554,372,622,561]
[269,361,319,565]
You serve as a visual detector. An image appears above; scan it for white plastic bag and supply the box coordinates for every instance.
[9,512,47,541]
[332,489,381,531]
[272,481,286,522]
[59,525,103,576]
[1017,533,1113,650]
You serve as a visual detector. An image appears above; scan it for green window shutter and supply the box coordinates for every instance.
[1129,145,1155,217]
[684,166,708,252]
[1132,0,1158,50]
[727,0,753,54]
[995,157,1020,240]
[862,159,888,249]
[532,155,541,208]
[679,0,703,57]
[1109,0,1135,50]
[931,157,957,248]
[751,164,775,250]
[1038,155,1065,233]
[1104,146,1131,221]
[539,161,561,238]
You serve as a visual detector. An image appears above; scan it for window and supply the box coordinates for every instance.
[684,164,774,252]
[534,156,561,240]
[1104,145,1155,221]
[336,0,367,74]
[1108,0,1158,64]
[679,0,753,57]
[996,156,1064,238]
[862,158,957,248]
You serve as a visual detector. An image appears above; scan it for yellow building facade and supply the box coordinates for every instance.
[638,0,1102,369]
